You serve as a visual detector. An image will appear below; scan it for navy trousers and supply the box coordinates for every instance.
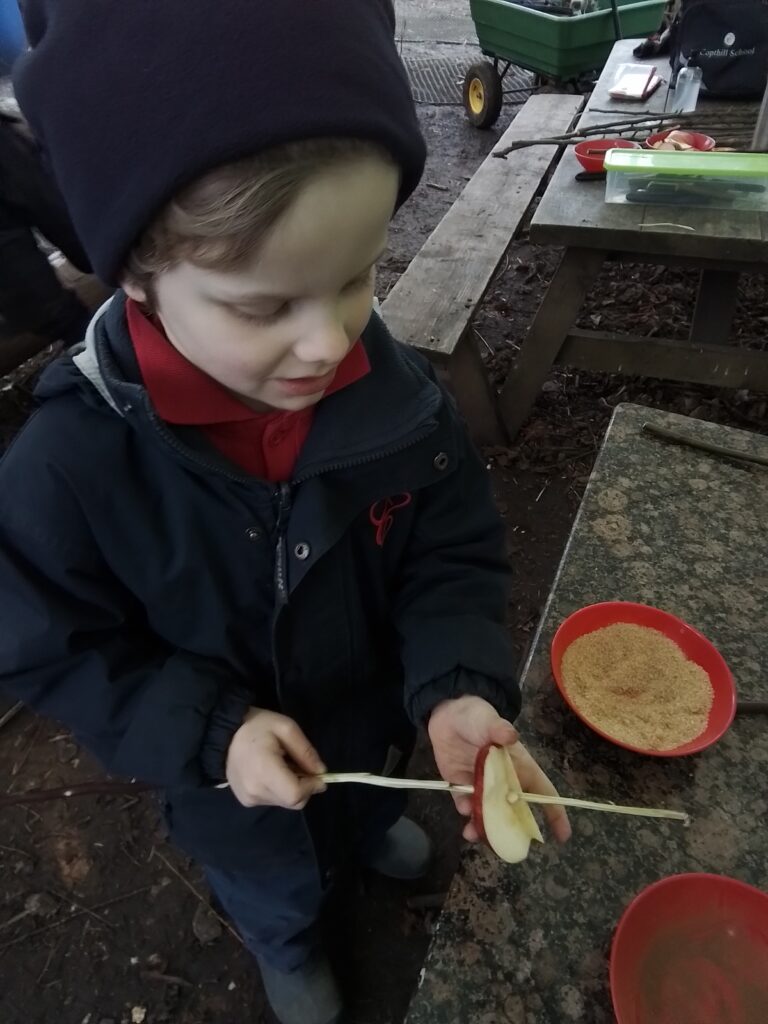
[205,854,328,971]
[170,781,408,971]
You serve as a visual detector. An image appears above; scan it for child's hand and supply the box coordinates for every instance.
[226,708,327,810]
[427,695,572,844]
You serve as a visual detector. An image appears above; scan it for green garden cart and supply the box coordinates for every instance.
[463,0,667,127]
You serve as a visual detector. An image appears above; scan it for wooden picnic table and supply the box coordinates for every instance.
[499,40,768,438]
[405,402,768,1024]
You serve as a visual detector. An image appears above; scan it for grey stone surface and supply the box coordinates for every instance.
[407,403,768,1023]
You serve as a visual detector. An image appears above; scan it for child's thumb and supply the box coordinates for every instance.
[488,718,519,747]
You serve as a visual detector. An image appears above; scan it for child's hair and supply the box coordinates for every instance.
[123,137,395,291]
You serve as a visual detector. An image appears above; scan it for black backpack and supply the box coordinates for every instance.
[669,0,768,97]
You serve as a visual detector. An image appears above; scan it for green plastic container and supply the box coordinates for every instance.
[604,149,768,210]
[470,0,667,79]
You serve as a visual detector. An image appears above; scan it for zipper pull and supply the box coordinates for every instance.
[274,482,292,606]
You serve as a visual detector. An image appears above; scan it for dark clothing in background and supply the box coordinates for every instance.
[0,110,89,343]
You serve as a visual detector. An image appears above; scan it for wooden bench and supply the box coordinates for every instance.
[381,93,583,445]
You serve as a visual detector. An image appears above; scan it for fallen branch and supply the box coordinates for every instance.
[0,779,154,809]
[0,702,24,732]
[149,848,243,946]
[0,885,153,953]
[142,969,193,990]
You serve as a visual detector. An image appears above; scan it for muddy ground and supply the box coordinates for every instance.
[1,87,767,1024]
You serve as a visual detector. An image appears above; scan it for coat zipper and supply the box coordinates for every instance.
[273,481,292,608]
[292,422,437,486]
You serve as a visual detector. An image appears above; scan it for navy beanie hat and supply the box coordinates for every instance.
[13,0,426,284]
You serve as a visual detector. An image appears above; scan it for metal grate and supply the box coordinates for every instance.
[403,56,533,105]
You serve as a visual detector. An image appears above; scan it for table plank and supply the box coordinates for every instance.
[406,404,768,1024]
[382,93,583,361]
[531,40,766,261]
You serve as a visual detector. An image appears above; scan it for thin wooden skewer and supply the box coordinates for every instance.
[318,773,689,824]
[320,772,473,795]
[506,791,689,824]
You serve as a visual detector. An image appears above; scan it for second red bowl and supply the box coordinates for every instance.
[645,129,716,151]
[574,138,640,173]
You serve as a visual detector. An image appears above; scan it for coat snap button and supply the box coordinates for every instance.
[433,452,449,471]
[245,527,263,541]
[294,542,311,561]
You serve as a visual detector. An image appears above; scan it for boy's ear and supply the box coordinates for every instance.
[122,278,148,304]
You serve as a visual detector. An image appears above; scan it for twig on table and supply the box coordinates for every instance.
[425,181,449,192]
[493,111,758,157]
[642,422,768,468]
[642,223,696,231]
[737,700,768,714]
[0,886,153,953]
[149,848,243,946]
[590,108,757,121]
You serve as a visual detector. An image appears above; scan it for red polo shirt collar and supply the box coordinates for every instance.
[126,298,370,480]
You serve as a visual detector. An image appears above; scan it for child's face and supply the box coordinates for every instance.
[126,156,399,412]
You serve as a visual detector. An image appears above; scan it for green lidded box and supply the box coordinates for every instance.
[470,0,667,79]
[604,149,768,211]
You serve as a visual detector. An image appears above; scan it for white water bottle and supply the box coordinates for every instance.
[669,65,703,113]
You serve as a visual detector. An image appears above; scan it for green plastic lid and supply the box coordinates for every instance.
[604,149,768,178]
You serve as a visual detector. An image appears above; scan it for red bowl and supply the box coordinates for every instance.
[611,874,768,1024]
[645,129,716,151]
[573,138,640,173]
[550,601,736,756]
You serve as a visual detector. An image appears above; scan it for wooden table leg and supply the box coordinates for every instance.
[448,332,506,447]
[498,248,606,439]
[689,270,740,346]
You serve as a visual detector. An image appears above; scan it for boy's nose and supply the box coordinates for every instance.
[294,315,351,367]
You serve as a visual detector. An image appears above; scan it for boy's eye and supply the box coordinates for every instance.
[232,304,288,326]
[229,268,374,325]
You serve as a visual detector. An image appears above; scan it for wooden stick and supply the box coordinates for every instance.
[0,885,153,953]
[319,772,473,795]
[318,773,688,823]
[494,112,758,158]
[0,779,155,809]
[642,422,768,469]
[506,791,689,824]
[149,848,243,946]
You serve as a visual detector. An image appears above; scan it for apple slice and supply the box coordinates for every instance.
[472,744,543,863]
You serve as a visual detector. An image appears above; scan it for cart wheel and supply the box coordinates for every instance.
[463,63,503,130]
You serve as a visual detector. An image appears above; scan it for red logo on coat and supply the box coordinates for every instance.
[369,493,412,547]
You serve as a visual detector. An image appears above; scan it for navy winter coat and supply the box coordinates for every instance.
[0,294,520,869]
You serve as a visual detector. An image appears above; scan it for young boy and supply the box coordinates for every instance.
[1,3,570,1022]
